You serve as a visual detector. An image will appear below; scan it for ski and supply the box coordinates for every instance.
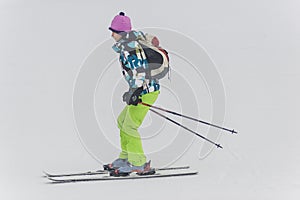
[47,169,198,183]
[43,166,190,178]
[43,170,106,178]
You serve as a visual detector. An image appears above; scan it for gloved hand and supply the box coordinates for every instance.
[122,87,143,106]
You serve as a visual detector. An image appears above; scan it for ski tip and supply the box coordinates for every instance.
[47,177,56,181]
[231,129,238,134]
[43,171,50,177]
[216,144,223,149]
[46,177,64,184]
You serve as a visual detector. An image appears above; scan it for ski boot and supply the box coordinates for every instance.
[109,160,156,177]
[103,158,129,171]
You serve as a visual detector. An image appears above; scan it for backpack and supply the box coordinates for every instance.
[137,33,170,80]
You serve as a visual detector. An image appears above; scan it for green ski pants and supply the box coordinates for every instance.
[117,90,159,166]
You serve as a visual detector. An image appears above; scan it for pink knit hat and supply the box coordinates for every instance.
[109,12,132,33]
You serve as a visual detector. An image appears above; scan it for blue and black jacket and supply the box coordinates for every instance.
[112,30,161,95]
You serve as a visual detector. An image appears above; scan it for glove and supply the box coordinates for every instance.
[122,92,140,106]
[122,87,143,106]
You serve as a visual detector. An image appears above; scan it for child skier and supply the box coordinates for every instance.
[104,12,169,176]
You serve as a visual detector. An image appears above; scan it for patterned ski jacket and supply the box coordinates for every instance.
[112,30,160,95]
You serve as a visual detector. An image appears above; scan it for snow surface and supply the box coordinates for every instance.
[0,0,299,200]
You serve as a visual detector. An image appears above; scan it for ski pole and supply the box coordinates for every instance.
[149,108,223,149]
[140,102,237,134]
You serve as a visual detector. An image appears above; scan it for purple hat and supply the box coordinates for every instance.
[109,12,132,33]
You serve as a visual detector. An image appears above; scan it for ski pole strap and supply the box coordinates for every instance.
[149,108,223,149]
[140,102,237,134]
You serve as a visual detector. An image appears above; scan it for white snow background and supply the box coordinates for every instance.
[0,0,299,200]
